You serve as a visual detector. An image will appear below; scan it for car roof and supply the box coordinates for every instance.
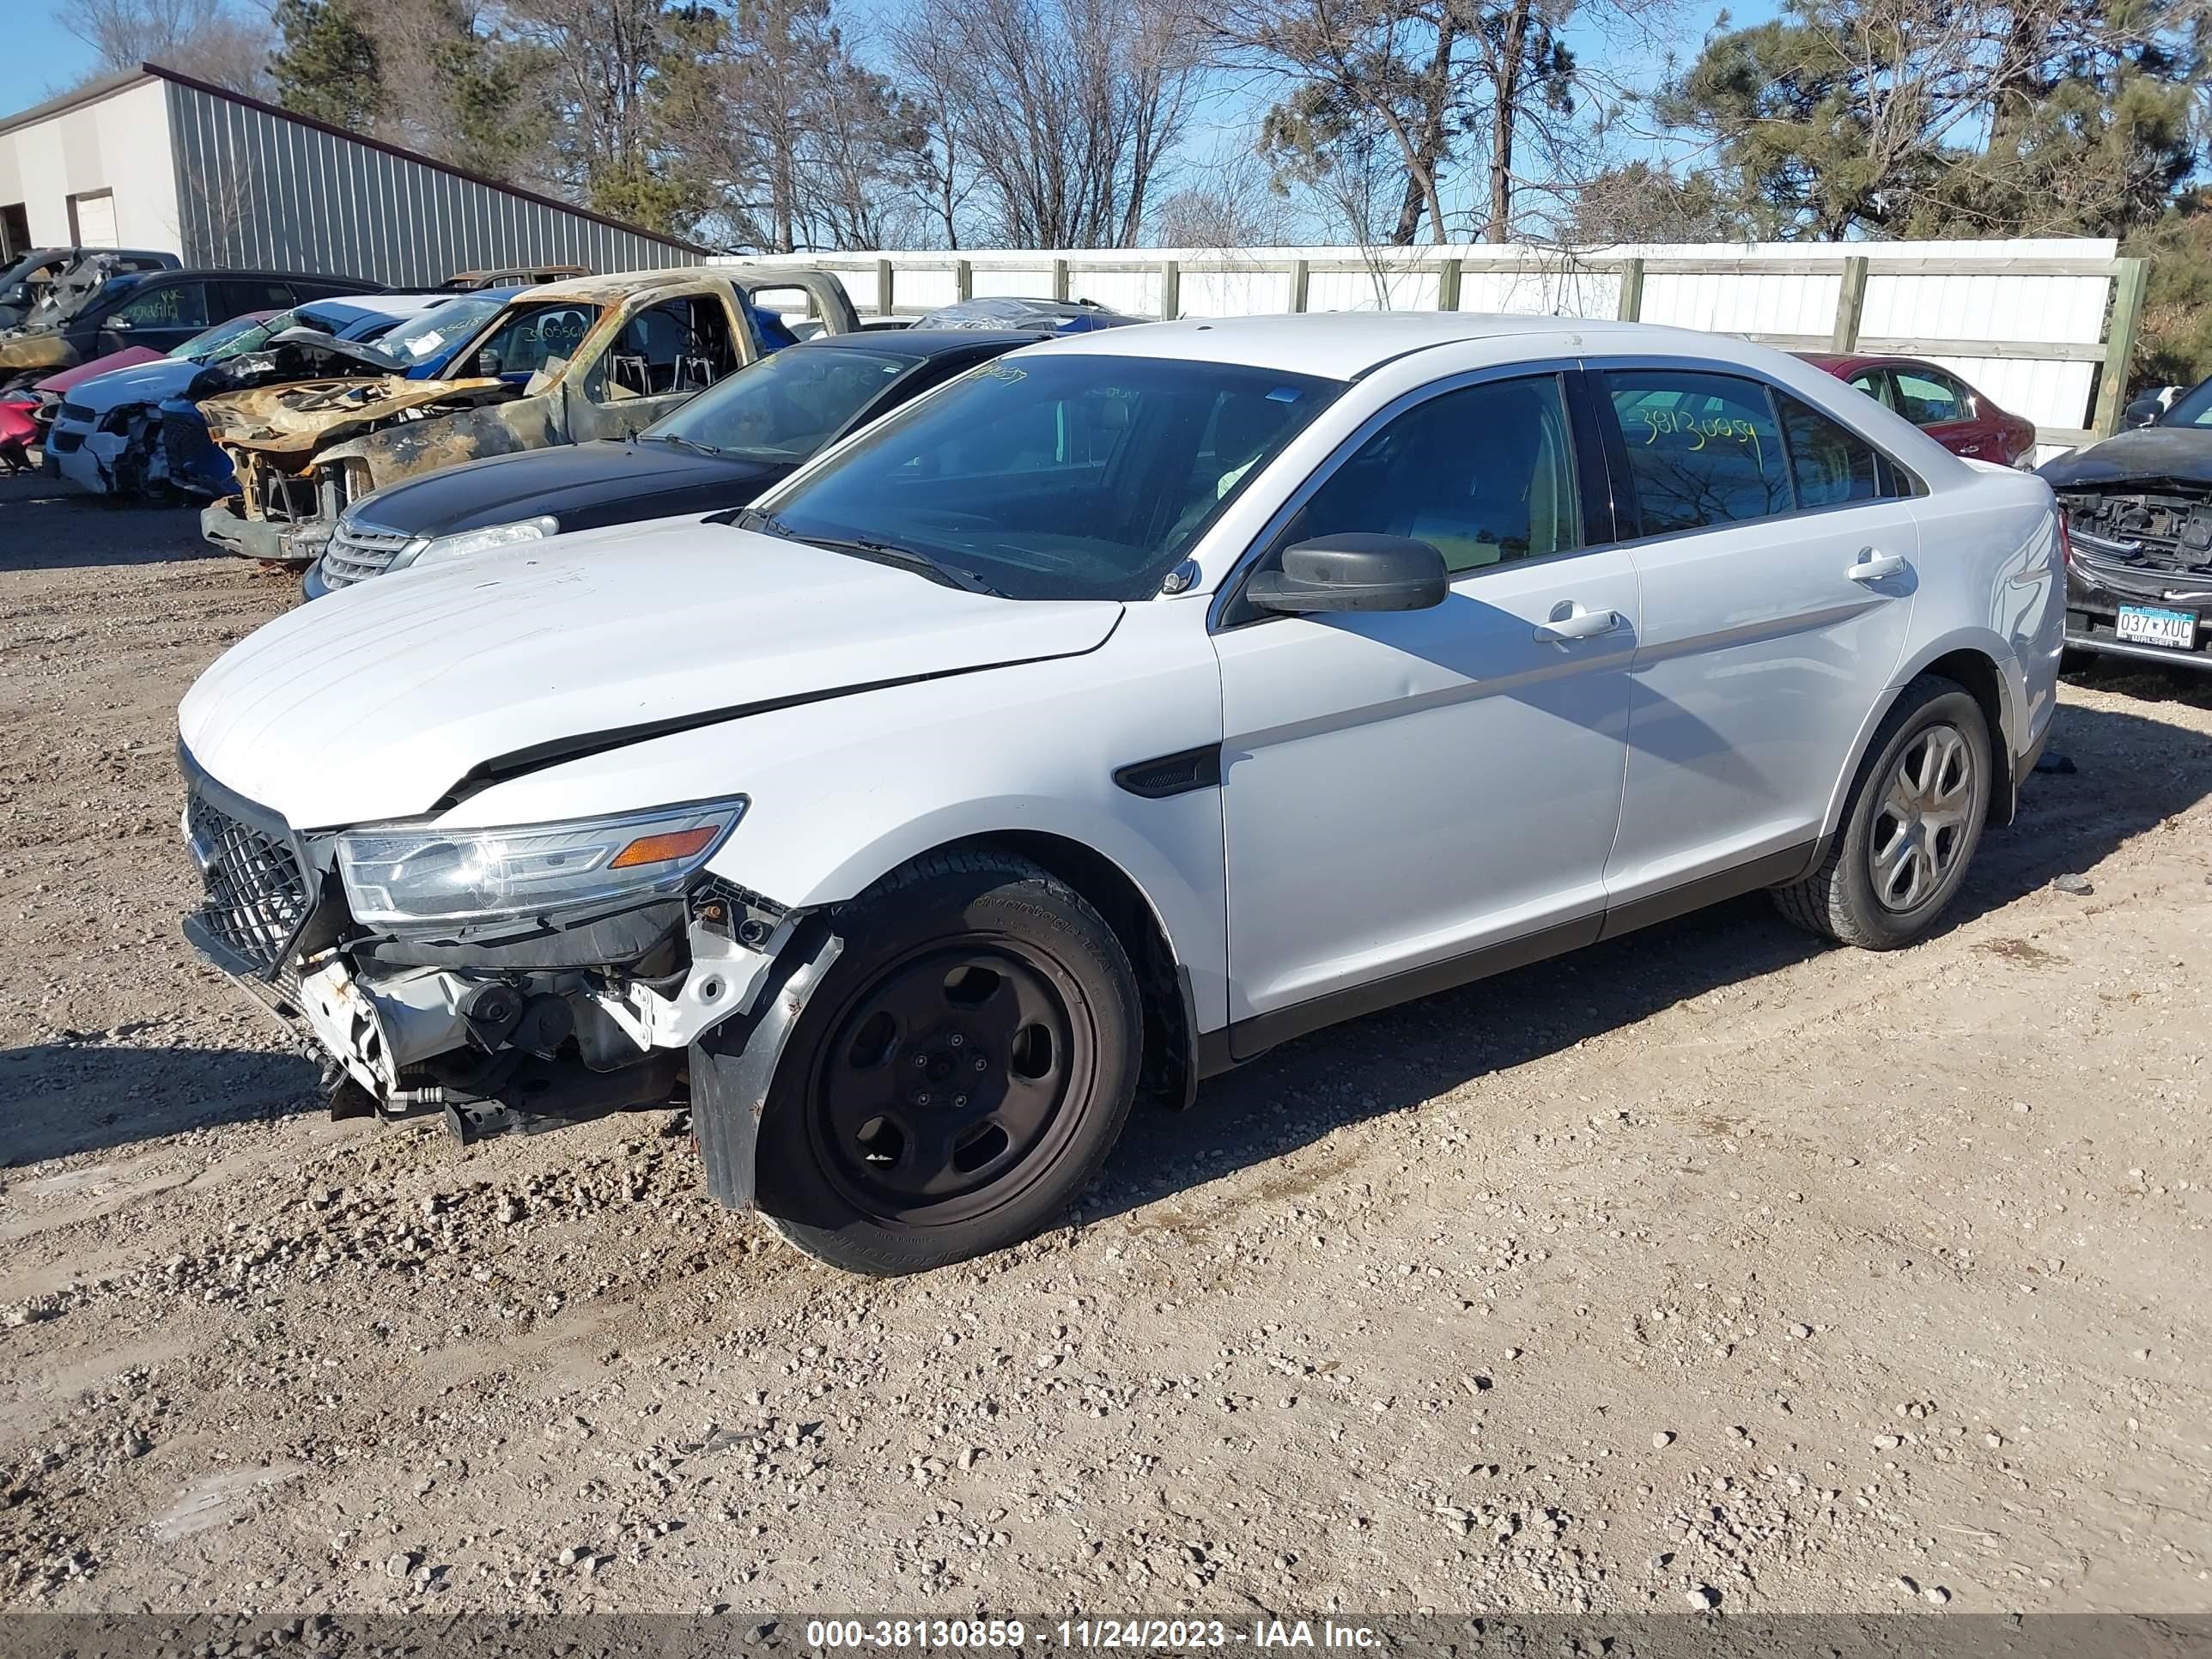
[519,266,708,301]
[295,292,450,324]
[798,327,1048,360]
[1799,352,1942,374]
[1023,313,1744,381]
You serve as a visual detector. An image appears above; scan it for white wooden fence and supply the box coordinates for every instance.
[723,240,2142,458]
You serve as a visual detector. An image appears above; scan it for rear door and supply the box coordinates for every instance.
[97,278,210,355]
[1597,363,1919,912]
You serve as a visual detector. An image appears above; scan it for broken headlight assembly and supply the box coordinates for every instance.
[336,799,746,931]
[389,514,561,574]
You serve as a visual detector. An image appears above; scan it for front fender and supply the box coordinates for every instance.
[430,605,1233,1034]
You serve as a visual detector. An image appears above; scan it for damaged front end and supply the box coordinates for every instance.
[178,748,832,1189]
[199,373,522,563]
[2056,482,2212,668]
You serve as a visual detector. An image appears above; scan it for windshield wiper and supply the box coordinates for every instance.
[716,507,1002,596]
[650,431,722,457]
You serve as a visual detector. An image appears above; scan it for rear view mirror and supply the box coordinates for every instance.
[1246,534,1449,615]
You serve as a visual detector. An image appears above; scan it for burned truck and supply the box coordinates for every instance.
[198,267,861,566]
[2041,381,2212,673]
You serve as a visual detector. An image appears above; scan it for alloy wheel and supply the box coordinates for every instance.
[1869,721,1975,912]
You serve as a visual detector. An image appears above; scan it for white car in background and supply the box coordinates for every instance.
[175,314,2064,1273]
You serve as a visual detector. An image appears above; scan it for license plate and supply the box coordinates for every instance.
[2117,603,2199,650]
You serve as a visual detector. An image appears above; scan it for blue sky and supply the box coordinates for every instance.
[2,10,102,115]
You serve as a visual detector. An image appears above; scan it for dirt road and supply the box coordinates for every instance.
[3,472,2208,1618]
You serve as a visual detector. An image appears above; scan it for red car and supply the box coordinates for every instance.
[1797,354,2038,467]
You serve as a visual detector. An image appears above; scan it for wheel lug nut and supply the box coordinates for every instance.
[914,1091,932,1106]
[952,1094,969,1108]
[972,1056,988,1072]
[947,1033,964,1048]
[912,1054,928,1068]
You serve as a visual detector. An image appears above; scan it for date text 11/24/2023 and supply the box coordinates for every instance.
[801,1620,1382,1650]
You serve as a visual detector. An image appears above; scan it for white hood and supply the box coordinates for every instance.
[179,521,1122,829]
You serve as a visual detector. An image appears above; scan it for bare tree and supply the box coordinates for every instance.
[64,0,272,93]
[888,0,1206,247]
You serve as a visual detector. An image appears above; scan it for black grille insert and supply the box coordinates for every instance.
[186,787,312,976]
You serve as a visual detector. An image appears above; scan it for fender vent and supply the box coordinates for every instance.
[1113,744,1223,799]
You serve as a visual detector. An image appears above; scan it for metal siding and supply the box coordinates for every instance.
[157,80,690,287]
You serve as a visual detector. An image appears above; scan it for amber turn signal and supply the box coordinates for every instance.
[608,825,721,868]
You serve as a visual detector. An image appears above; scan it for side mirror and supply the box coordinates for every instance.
[1246,534,1449,615]
[2123,397,2160,428]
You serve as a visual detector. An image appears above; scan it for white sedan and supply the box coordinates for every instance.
[175,314,2064,1273]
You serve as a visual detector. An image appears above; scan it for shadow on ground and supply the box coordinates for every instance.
[1095,696,2212,1222]
[0,471,222,572]
[6,700,2206,1211]
[0,1041,319,1168]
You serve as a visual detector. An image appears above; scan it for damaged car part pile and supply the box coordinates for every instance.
[177,316,2067,1273]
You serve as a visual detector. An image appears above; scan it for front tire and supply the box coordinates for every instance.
[754,848,1141,1274]
[1773,675,1992,949]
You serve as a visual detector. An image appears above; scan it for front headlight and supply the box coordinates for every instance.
[336,798,745,929]
[393,514,560,573]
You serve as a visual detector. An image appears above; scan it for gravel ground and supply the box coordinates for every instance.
[2,471,2209,1619]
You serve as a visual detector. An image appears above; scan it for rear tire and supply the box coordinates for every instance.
[755,848,1141,1274]
[1773,675,1992,950]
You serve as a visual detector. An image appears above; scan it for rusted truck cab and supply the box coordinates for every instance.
[199,266,860,564]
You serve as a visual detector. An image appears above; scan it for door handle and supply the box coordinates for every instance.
[1846,550,1907,582]
[1532,606,1621,642]
[1960,444,1981,455]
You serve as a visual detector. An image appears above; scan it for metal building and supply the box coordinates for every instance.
[0,63,706,285]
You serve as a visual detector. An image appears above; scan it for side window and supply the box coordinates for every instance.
[1893,368,1966,427]
[1846,369,1893,409]
[1603,369,1790,537]
[1778,394,1885,507]
[1286,375,1583,574]
[594,295,738,402]
[217,280,296,314]
[472,303,596,381]
[113,281,209,330]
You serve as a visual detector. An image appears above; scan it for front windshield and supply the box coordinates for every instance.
[757,354,1338,600]
[2160,380,2212,428]
[461,300,601,379]
[167,312,279,361]
[650,345,917,459]
[374,294,508,368]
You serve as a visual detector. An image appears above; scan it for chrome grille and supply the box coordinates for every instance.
[56,400,94,427]
[186,787,312,975]
[319,520,416,589]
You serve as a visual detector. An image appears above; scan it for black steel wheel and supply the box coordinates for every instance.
[755,848,1141,1273]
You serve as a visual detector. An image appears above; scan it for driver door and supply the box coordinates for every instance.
[571,294,739,441]
[1212,370,1638,1053]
